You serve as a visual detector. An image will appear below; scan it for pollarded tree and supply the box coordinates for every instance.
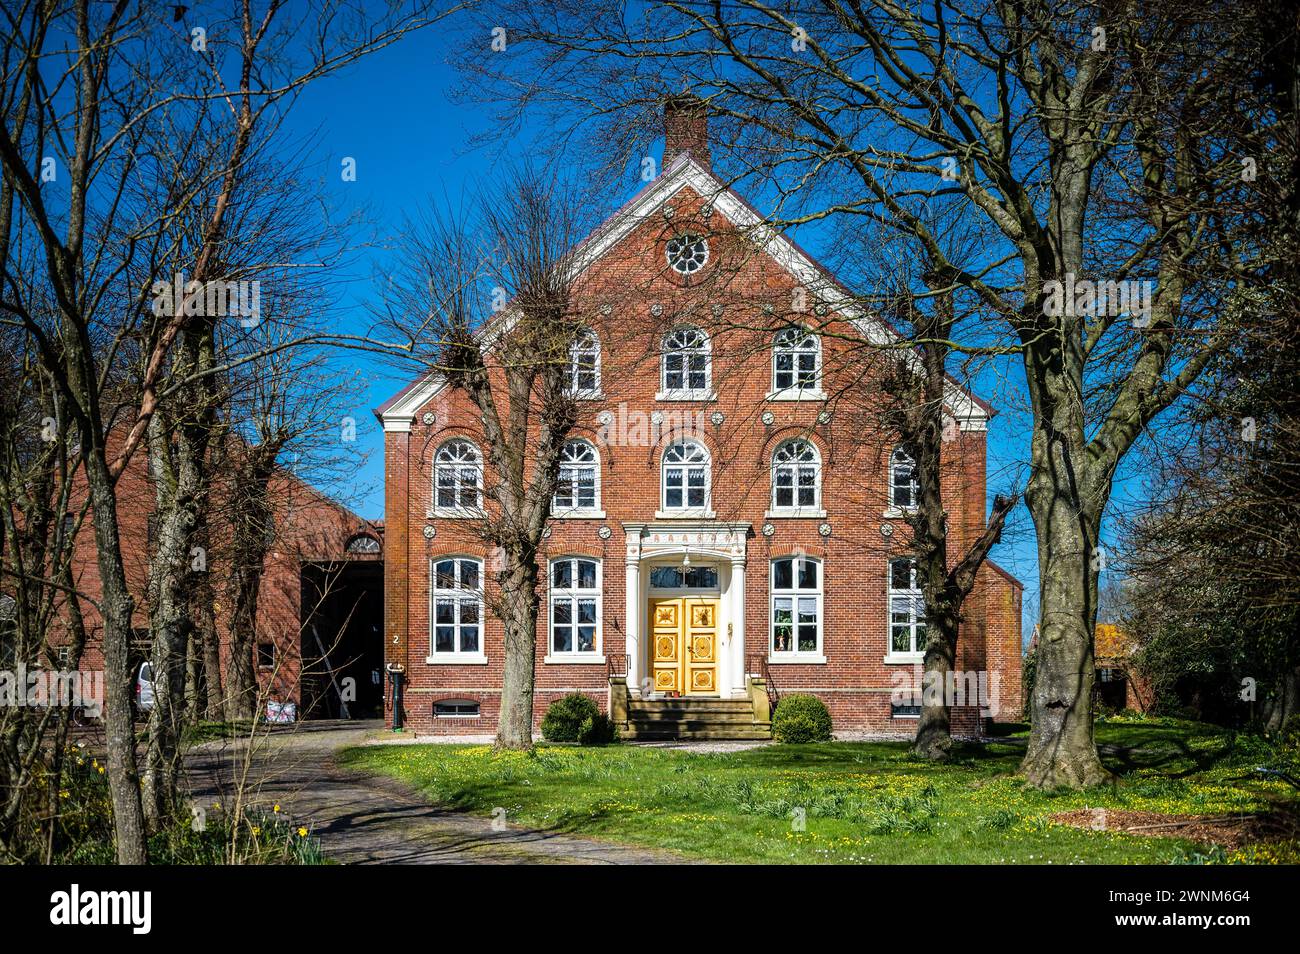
[376,172,592,748]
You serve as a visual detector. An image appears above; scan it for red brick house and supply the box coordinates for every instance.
[376,101,1022,739]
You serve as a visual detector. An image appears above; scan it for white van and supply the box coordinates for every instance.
[134,661,155,714]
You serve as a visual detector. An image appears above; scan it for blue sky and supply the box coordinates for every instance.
[283,31,1063,642]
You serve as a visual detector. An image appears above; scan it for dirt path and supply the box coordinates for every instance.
[184,720,691,865]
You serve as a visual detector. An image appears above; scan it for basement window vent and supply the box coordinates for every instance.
[890,702,921,719]
[435,700,480,719]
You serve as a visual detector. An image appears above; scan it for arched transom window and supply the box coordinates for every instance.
[772,327,821,392]
[661,440,711,512]
[660,326,711,396]
[434,439,483,512]
[553,440,600,514]
[771,439,821,512]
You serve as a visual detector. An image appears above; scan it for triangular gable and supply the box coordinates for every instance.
[376,154,992,429]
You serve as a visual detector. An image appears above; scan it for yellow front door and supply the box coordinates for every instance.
[650,597,719,695]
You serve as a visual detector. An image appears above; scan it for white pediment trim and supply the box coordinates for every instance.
[377,157,989,427]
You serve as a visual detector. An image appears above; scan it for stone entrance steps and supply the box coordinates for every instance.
[623,697,772,742]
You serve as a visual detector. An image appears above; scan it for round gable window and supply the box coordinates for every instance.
[666,234,708,275]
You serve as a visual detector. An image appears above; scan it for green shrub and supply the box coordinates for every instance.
[541,692,601,743]
[578,713,618,746]
[772,693,832,743]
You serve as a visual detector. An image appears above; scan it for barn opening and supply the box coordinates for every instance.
[300,535,384,719]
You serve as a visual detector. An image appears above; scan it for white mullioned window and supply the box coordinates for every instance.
[553,440,600,513]
[661,439,710,511]
[772,326,821,392]
[771,439,821,511]
[567,329,601,397]
[430,557,483,658]
[770,556,822,656]
[889,558,926,655]
[890,446,919,510]
[434,439,483,512]
[549,557,601,657]
[660,326,711,395]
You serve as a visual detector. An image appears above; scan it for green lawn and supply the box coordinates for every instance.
[340,717,1300,864]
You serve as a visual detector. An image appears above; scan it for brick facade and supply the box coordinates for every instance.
[377,111,1023,738]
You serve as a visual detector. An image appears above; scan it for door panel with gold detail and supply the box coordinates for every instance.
[684,599,718,694]
[649,597,720,695]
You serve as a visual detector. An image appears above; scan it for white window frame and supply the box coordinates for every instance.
[545,557,604,664]
[767,439,826,518]
[566,329,602,398]
[768,326,824,399]
[665,234,709,275]
[432,439,484,517]
[885,446,920,516]
[551,439,604,518]
[657,326,715,400]
[658,439,714,517]
[886,558,925,662]
[428,557,486,664]
[769,556,825,663]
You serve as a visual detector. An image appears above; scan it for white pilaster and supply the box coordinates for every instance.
[624,528,643,696]
[730,557,747,696]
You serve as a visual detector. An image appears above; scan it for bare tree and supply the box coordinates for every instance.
[0,0,466,860]
[377,172,591,748]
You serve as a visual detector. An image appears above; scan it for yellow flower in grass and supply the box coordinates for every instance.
[297,827,308,838]
[273,804,281,813]
[96,766,104,774]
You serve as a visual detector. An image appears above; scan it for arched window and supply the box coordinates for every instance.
[567,329,601,397]
[772,326,820,392]
[553,440,600,514]
[660,326,711,396]
[889,558,925,656]
[890,446,919,510]
[770,556,822,657]
[345,533,381,555]
[430,557,483,658]
[771,439,821,512]
[434,439,482,512]
[661,440,711,512]
[548,557,602,657]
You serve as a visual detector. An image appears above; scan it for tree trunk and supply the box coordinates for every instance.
[226,562,261,723]
[141,413,200,826]
[495,553,539,749]
[913,614,959,760]
[82,450,149,863]
[1020,429,1111,787]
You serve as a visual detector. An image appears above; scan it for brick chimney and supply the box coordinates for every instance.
[663,94,710,170]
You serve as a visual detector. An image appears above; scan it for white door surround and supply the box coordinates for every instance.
[623,522,750,699]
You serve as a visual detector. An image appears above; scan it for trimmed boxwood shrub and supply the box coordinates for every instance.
[541,692,601,743]
[772,693,832,743]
